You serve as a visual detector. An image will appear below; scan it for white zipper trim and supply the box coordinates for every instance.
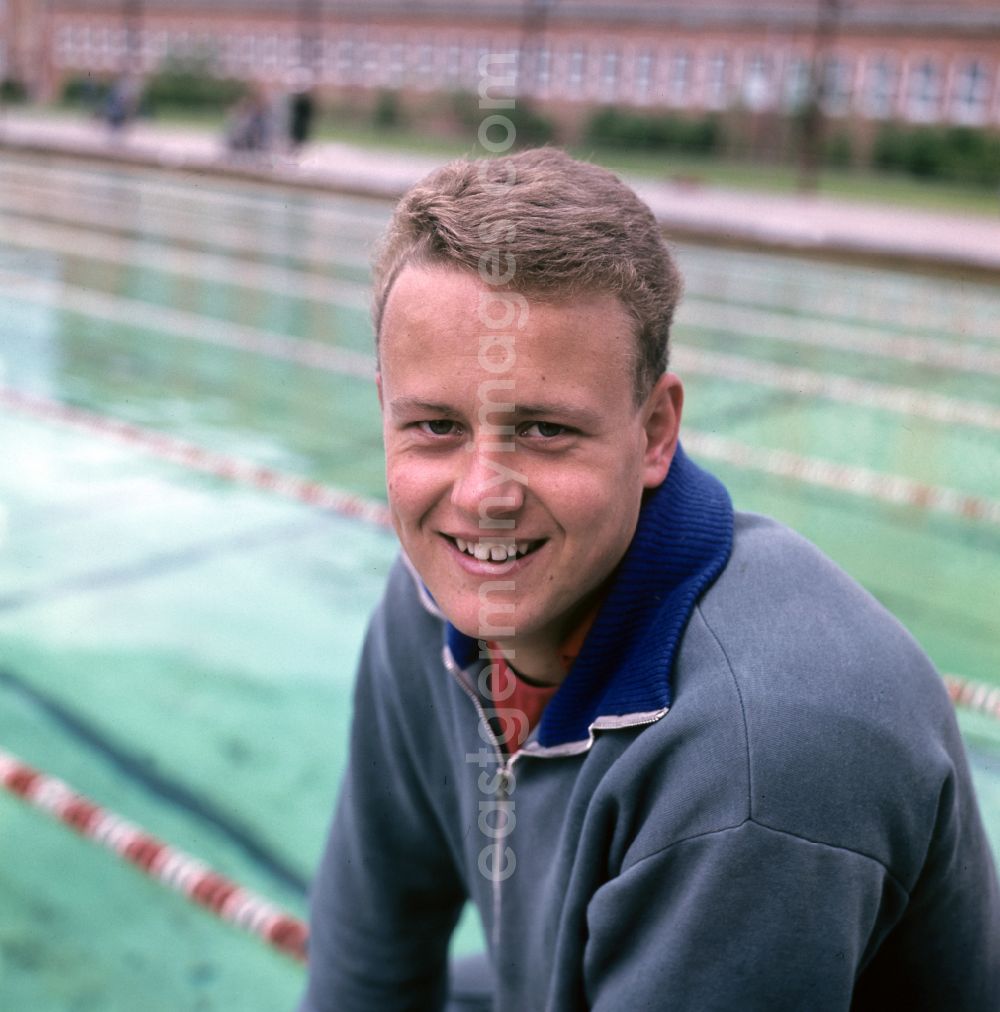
[402,551,446,619]
[442,645,670,954]
[442,645,522,952]
[517,707,670,758]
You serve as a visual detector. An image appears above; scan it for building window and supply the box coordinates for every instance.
[599,49,619,102]
[337,38,355,83]
[385,42,405,88]
[668,49,691,107]
[357,40,373,77]
[444,44,462,87]
[706,52,730,110]
[567,45,587,92]
[281,35,299,70]
[633,49,655,105]
[743,53,774,110]
[861,55,898,118]
[262,35,278,70]
[906,58,943,122]
[950,59,992,125]
[783,54,811,111]
[535,45,552,94]
[416,42,435,87]
[822,57,853,116]
[476,43,490,87]
[517,42,549,96]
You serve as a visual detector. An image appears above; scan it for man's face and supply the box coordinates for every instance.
[378,265,680,662]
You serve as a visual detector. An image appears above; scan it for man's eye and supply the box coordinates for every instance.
[521,421,566,438]
[418,420,459,436]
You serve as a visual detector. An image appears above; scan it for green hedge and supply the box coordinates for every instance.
[373,90,404,129]
[60,74,110,108]
[1,78,28,103]
[873,124,1000,186]
[450,92,556,146]
[584,108,724,155]
[143,59,245,113]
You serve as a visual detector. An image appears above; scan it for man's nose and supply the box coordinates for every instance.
[450,441,525,528]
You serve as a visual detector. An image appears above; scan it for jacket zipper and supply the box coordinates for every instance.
[443,649,524,952]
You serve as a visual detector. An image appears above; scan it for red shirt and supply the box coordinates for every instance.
[487,601,602,754]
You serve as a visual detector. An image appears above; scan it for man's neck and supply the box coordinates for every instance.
[492,638,567,687]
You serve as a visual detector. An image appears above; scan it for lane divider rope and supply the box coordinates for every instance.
[2,386,998,715]
[5,265,998,438]
[680,429,1000,525]
[4,161,1000,349]
[677,300,1000,377]
[673,346,1000,432]
[0,387,393,529]
[945,674,1000,722]
[4,385,999,529]
[0,271,374,375]
[0,746,309,962]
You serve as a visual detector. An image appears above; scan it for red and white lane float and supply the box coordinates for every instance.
[0,747,309,962]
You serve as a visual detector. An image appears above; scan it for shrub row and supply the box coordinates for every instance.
[60,62,245,115]
[872,124,1000,186]
[584,108,724,155]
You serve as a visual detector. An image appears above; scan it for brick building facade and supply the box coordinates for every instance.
[3,1,999,139]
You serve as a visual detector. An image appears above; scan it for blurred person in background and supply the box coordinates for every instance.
[103,74,140,139]
[225,84,272,159]
[287,71,317,155]
[297,148,1000,1011]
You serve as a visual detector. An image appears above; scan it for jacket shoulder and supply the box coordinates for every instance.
[680,513,965,887]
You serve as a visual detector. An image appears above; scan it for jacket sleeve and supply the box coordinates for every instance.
[297,603,467,1012]
[582,816,1000,1012]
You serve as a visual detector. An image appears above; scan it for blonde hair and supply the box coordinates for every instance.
[371,147,683,402]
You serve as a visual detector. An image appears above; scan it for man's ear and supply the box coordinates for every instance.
[641,373,683,489]
[375,371,384,410]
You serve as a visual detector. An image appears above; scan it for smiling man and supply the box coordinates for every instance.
[298,149,999,1011]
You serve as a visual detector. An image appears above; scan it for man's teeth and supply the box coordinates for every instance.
[454,538,534,561]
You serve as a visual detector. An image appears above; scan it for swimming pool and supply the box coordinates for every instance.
[1,152,998,1008]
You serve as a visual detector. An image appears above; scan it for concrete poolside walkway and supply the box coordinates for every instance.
[2,108,1000,277]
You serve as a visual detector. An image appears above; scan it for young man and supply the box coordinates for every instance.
[298,149,1000,1010]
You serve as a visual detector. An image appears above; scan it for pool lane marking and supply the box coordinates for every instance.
[0,158,392,230]
[674,347,1000,431]
[679,258,1000,348]
[0,191,375,271]
[9,213,1000,377]
[0,387,393,529]
[3,386,999,528]
[4,233,997,379]
[0,271,374,377]
[0,164,389,238]
[677,302,1000,377]
[0,516,342,613]
[1,217,372,308]
[3,267,1000,433]
[680,429,1000,525]
[0,665,310,895]
[6,189,1000,360]
[0,746,308,962]
[946,674,1000,722]
[6,162,1000,349]
[5,167,1000,350]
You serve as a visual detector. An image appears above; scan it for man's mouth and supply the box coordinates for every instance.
[447,536,545,563]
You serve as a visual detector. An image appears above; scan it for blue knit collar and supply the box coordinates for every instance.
[445,444,734,749]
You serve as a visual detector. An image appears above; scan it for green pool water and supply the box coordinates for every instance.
[0,152,997,1009]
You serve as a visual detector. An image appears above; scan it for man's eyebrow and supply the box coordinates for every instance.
[389,397,604,426]
[514,402,602,426]
[388,397,462,418]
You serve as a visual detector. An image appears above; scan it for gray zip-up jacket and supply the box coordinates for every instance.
[299,450,1000,1010]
